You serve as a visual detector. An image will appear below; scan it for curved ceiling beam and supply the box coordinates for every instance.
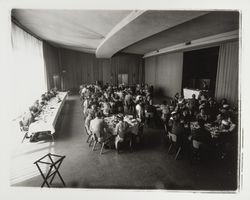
[96,10,209,58]
[96,10,146,58]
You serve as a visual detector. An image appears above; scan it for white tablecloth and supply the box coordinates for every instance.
[104,115,139,135]
[183,88,201,99]
[28,92,68,136]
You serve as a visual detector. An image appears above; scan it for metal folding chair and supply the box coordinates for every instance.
[34,153,66,188]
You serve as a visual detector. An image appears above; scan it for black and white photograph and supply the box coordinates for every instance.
[0,0,249,200]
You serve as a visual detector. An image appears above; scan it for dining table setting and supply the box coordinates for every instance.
[104,114,140,135]
[27,92,68,137]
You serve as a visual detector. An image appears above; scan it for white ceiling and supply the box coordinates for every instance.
[12,9,132,53]
[122,11,239,55]
[12,10,239,57]
[96,10,208,57]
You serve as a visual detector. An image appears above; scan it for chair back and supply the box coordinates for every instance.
[192,140,202,149]
[85,125,91,136]
[168,132,177,142]
[19,120,25,132]
[145,111,154,118]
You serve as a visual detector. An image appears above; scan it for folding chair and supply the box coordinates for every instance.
[168,132,182,160]
[34,153,66,188]
[84,125,92,143]
[19,120,29,143]
[90,133,114,155]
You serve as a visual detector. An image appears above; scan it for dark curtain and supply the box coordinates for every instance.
[215,41,239,106]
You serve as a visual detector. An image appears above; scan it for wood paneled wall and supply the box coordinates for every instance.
[145,52,183,97]
[58,48,144,90]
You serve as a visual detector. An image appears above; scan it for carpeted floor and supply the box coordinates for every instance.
[11,95,238,191]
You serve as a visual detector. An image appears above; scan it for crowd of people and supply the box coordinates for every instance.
[80,83,154,151]
[80,82,237,157]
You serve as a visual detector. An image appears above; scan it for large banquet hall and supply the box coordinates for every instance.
[8,9,240,191]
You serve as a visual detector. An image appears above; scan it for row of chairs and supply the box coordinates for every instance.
[84,123,145,155]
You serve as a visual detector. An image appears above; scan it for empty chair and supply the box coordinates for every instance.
[19,120,29,143]
[167,132,182,160]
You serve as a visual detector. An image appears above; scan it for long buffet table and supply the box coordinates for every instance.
[28,92,68,137]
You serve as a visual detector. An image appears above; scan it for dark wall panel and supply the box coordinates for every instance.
[145,52,183,97]
[58,49,144,90]
[43,42,60,90]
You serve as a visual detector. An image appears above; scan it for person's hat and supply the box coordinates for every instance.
[223,104,230,109]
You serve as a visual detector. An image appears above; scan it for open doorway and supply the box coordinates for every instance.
[182,46,220,97]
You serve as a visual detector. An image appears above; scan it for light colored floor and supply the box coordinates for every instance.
[10,95,238,190]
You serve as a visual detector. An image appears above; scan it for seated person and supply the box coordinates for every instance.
[207,97,219,122]
[29,105,40,118]
[135,100,145,122]
[124,92,134,111]
[219,119,236,133]
[102,99,111,116]
[22,109,35,132]
[83,97,90,116]
[219,98,228,109]
[85,113,93,134]
[145,101,155,115]
[188,94,199,118]
[135,94,143,103]
[161,101,170,123]
[214,104,233,125]
[177,95,185,106]
[89,111,106,142]
[41,94,48,102]
[114,115,130,149]
[114,97,124,114]
[196,105,210,123]
[33,100,42,114]
[87,104,98,118]
[174,93,180,104]
[180,107,191,128]
[191,119,211,146]
[169,111,186,145]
